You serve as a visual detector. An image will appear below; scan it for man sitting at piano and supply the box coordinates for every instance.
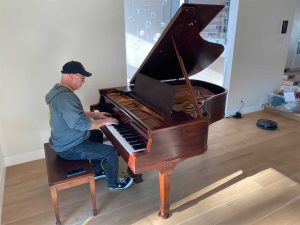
[45,61,133,190]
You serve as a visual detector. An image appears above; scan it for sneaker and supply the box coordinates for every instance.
[109,177,133,190]
[94,169,106,180]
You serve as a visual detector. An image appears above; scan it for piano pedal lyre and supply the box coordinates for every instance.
[124,168,143,184]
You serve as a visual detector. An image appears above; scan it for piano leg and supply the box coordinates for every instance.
[158,169,172,219]
[157,160,181,219]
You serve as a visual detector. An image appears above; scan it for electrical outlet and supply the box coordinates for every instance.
[236,98,244,114]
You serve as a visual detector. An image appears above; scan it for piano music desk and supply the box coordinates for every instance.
[44,143,97,225]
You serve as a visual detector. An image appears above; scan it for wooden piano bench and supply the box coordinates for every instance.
[44,143,97,225]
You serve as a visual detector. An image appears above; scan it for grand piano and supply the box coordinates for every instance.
[90,3,227,219]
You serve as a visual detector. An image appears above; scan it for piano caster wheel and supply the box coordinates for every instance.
[158,211,170,219]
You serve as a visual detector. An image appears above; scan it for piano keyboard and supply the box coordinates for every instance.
[105,124,146,154]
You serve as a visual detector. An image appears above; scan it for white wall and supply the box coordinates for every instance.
[225,0,296,115]
[0,0,127,165]
[294,0,300,19]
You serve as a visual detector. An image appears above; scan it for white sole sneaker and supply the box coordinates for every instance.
[109,177,134,190]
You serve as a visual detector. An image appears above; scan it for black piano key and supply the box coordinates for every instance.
[124,136,143,141]
[123,133,140,137]
[113,125,129,130]
[119,130,136,135]
[131,142,145,146]
[115,127,129,131]
[113,125,124,129]
[121,134,138,138]
[115,127,134,130]
[118,124,134,129]
[132,144,146,150]
[113,124,128,128]
[127,139,144,144]
[117,128,136,133]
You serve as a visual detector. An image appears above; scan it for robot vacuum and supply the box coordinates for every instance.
[256,119,277,130]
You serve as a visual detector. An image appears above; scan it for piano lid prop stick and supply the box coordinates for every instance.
[171,36,202,118]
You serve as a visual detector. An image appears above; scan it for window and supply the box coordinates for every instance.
[124,0,230,85]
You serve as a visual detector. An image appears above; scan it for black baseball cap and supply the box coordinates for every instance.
[61,61,92,77]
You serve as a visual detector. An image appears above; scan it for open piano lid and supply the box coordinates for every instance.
[130,3,225,84]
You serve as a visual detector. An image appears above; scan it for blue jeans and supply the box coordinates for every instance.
[57,130,119,188]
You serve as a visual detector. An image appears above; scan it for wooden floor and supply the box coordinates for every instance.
[2,111,300,225]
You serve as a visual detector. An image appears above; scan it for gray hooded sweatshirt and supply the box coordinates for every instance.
[45,84,92,152]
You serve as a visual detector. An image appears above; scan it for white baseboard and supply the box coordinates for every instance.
[0,165,6,223]
[5,149,45,167]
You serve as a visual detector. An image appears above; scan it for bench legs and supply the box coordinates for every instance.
[89,177,97,216]
[49,176,97,224]
[50,186,61,225]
